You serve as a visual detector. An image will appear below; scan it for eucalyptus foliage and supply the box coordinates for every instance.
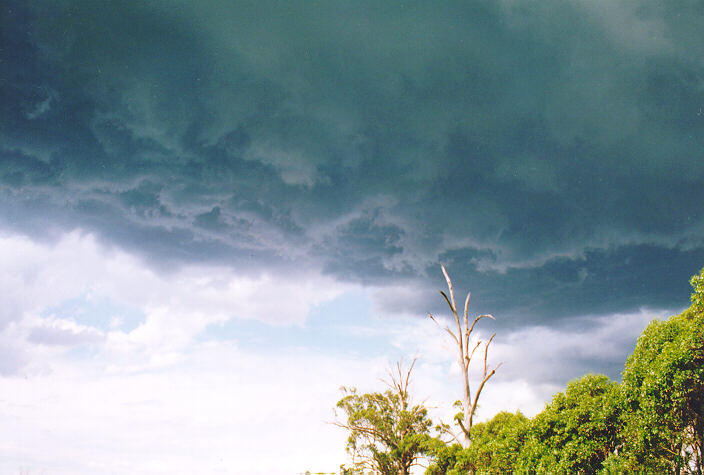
[334,363,438,475]
[427,411,529,474]
[519,374,621,473]
[619,267,704,472]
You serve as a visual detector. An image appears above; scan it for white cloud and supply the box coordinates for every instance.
[0,229,350,368]
[27,315,104,346]
[491,308,670,384]
[0,229,668,473]
[0,333,554,474]
[0,341,396,474]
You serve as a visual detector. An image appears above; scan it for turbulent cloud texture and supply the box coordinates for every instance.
[2,4,703,471]
[2,0,703,327]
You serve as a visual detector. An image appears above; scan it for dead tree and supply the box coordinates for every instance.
[428,265,502,447]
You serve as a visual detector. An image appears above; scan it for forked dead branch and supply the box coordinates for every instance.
[428,265,502,447]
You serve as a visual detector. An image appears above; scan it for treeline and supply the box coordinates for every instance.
[429,268,703,473]
[336,268,704,474]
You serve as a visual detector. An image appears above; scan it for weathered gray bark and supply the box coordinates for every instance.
[429,265,502,448]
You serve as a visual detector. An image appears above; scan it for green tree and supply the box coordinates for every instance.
[427,411,529,474]
[334,361,437,475]
[689,267,704,315]
[518,373,621,473]
[425,443,470,475]
[619,267,704,472]
[464,410,530,472]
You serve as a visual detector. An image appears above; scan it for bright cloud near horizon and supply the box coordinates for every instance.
[2,1,704,473]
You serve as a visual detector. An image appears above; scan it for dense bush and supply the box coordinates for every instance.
[425,267,703,474]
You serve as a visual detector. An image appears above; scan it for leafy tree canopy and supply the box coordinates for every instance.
[427,411,529,474]
[519,373,621,473]
[334,362,438,475]
[619,267,704,472]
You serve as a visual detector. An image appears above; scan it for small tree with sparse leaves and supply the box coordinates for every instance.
[334,361,438,475]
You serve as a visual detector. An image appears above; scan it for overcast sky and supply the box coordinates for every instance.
[2,0,704,473]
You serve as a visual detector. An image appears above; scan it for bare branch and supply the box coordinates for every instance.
[404,358,416,395]
[463,292,471,321]
[379,371,393,391]
[436,420,462,444]
[468,335,502,425]
[332,421,391,443]
[395,362,403,395]
[441,269,465,360]
[468,340,482,364]
[457,417,468,437]
[440,289,464,348]
[469,362,502,428]
[483,333,497,375]
[463,291,471,355]
[439,290,455,315]
[467,314,495,337]
[441,264,456,312]
[428,313,459,345]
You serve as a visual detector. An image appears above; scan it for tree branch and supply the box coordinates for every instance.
[428,313,459,346]
[404,359,416,396]
[441,265,456,312]
[468,340,482,364]
[463,291,471,356]
[457,417,468,438]
[332,421,391,444]
[439,290,455,315]
[437,421,462,444]
[483,333,496,375]
[468,314,495,338]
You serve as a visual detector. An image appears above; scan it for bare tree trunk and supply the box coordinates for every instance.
[461,356,472,446]
[429,265,502,448]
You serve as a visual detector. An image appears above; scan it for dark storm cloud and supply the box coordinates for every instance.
[2,0,704,324]
[435,244,704,326]
[318,208,417,284]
